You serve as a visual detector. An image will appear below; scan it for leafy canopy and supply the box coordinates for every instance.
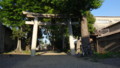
[0,0,103,38]
[0,0,54,38]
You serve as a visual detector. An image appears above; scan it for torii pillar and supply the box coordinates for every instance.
[68,19,75,55]
[31,17,39,56]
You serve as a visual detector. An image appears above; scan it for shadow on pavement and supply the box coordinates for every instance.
[0,54,30,68]
[0,54,120,68]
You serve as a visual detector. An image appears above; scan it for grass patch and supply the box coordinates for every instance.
[2,50,31,55]
[92,52,120,59]
[79,52,120,62]
[22,50,30,54]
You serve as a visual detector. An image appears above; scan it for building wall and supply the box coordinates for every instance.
[0,23,17,53]
[4,26,17,52]
[97,32,120,53]
[96,22,120,53]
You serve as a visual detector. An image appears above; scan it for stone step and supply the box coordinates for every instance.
[36,51,67,55]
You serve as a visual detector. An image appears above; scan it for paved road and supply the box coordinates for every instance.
[0,55,119,68]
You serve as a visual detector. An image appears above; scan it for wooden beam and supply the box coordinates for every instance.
[25,21,79,25]
[23,11,79,18]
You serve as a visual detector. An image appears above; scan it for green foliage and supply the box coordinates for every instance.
[0,0,103,39]
[93,52,120,59]
[12,27,26,39]
[49,0,104,15]
[72,11,95,36]
[49,0,103,35]
[0,0,53,39]
[0,0,26,39]
[86,11,96,34]
[0,0,103,26]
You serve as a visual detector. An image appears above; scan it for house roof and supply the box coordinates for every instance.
[95,16,120,18]
[102,21,120,29]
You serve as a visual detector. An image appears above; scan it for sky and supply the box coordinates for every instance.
[91,0,120,16]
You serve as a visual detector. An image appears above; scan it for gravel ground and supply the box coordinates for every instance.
[0,54,120,68]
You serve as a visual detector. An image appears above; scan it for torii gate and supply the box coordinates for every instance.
[23,11,79,56]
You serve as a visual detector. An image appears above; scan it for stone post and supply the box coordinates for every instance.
[68,19,75,55]
[31,17,39,56]
[76,37,82,54]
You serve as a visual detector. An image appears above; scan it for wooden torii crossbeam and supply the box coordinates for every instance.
[23,11,78,56]
[25,21,79,25]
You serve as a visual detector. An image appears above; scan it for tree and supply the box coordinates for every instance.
[0,0,52,52]
[79,0,103,56]
[0,0,27,52]
[0,0,103,55]
[49,0,103,56]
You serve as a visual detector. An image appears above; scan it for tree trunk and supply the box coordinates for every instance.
[76,37,82,54]
[15,38,22,53]
[62,35,65,51]
[25,45,30,51]
[80,16,92,56]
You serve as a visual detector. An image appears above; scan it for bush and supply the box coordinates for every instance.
[93,52,120,59]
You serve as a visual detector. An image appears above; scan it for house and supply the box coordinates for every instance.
[94,16,120,30]
[96,22,120,53]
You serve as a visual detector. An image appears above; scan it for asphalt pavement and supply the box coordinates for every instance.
[0,54,119,68]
